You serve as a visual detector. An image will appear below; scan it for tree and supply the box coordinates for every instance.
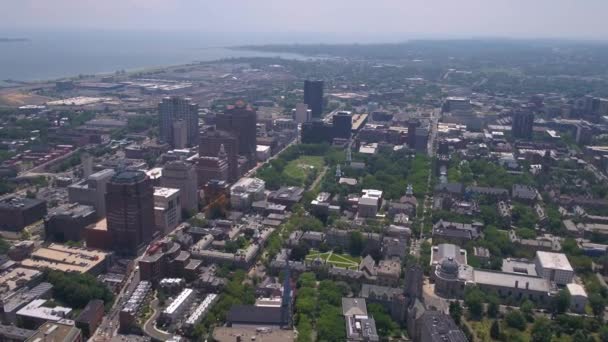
[297,315,313,342]
[0,237,9,254]
[490,320,501,340]
[464,287,484,319]
[367,303,398,337]
[449,301,463,325]
[317,304,346,341]
[349,231,364,256]
[520,299,535,321]
[505,310,526,331]
[297,272,316,288]
[572,330,592,342]
[291,244,310,262]
[552,289,571,314]
[486,295,499,318]
[531,317,553,342]
[588,293,605,318]
[600,326,608,342]
[45,270,114,309]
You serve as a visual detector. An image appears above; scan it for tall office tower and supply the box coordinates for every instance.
[304,80,324,118]
[407,119,420,149]
[293,103,312,123]
[158,96,199,147]
[415,127,430,154]
[332,111,352,139]
[215,101,257,164]
[161,160,199,212]
[198,128,238,182]
[511,110,534,139]
[68,169,115,218]
[172,120,188,149]
[105,170,155,256]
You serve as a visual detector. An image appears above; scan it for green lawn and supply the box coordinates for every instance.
[284,156,324,182]
[306,250,360,270]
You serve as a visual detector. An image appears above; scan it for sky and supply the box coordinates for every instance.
[2,0,608,41]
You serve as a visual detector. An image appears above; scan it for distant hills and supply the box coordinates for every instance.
[0,38,29,43]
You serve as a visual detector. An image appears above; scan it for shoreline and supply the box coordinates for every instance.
[0,46,315,87]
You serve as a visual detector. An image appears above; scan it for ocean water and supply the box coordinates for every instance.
[0,30,330,83]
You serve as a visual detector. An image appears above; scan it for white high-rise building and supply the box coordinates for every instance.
[153,187,181,234]
[161,160,199,212]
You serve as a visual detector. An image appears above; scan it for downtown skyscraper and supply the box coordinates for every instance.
[159,96,199,148]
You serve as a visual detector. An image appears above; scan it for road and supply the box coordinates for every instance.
[143,297,173,341]
[308,166,328,191]
[411,109,440,256]
[244,137,298,177]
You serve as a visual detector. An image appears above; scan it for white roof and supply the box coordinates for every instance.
[154,187,180,198]
[566,283,587,298]
[535,251,573,271]
[256,145,271,152]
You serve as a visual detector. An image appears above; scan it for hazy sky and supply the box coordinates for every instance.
[2,0,608,41]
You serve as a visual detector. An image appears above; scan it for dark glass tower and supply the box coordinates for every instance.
[304,80,324,118]
[105,170,155,256]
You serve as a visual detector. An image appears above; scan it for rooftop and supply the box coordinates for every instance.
[566,283,587,298]
[111,170,147,184]
[153,187,180,199]
[341,297,368,316]
[535,251,573,272]
[213,327,294,342]
[0,197,45,210]
[469,268,552,293]
[21,243,108,274]
[26,320,81,342]
[17,299,71,322]
[0,267,42,294]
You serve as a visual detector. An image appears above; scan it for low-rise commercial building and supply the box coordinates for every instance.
[567,283,588,313]
[342,298,379,342]
[16,299,72,329]
[20,244,110,275]
[230,177,265,210]
[44,204,97,242]
[534,251,574,285]
[0,197,47,231]
[25,320,82,342]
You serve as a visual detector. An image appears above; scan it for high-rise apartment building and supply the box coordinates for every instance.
[161,160,198,212]
[105,171,155,256]
[159,97,199,148]
[304,80,324,118]
[512,110,534,139]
